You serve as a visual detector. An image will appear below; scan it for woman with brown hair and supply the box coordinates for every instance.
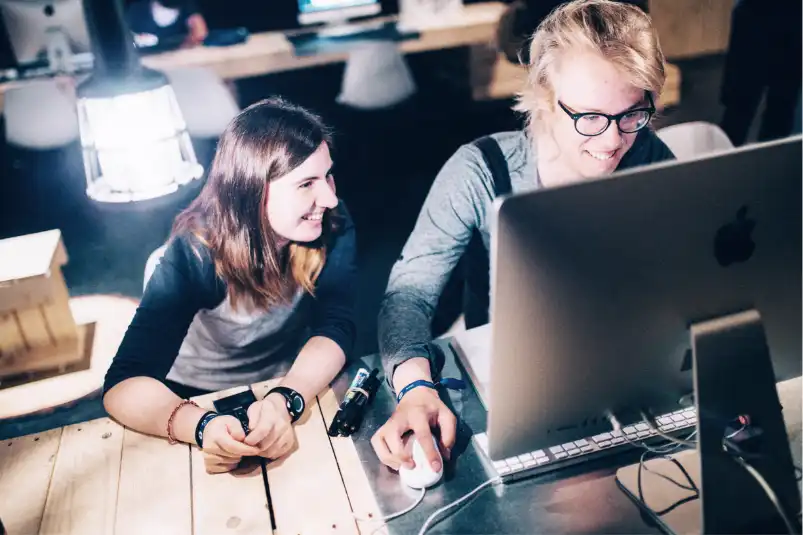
[103,97,356,474]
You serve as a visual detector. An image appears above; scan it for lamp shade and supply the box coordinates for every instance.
[77,0,202,203]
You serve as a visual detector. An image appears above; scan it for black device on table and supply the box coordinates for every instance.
[287,21,420,56]
[213,389,257,434]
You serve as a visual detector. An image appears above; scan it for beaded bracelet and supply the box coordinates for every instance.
[167,399,199,445]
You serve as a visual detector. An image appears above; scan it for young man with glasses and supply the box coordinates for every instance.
[371,0,675,473]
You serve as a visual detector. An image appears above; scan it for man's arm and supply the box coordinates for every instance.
[378,143,494,388]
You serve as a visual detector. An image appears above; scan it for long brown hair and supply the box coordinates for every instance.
[173,97,335,311]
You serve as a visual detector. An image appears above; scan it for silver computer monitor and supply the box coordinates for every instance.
[486,135,802,461]
[0,0,91,67]
[297,0,380,27]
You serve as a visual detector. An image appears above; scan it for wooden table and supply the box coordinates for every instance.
[0,379,388,535]
[1,332,799,535]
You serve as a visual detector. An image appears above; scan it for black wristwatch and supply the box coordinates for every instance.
[267,386,305,423]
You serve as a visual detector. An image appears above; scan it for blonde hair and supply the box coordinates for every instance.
[514,0,666,135]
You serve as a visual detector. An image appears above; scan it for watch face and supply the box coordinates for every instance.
[290,395,304,413]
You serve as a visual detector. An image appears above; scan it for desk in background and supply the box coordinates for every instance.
[0,2,682,114]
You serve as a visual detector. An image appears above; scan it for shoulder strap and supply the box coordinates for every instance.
[474,136,512,197]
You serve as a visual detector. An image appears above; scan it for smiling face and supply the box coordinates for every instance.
[538,51,651,186]
[266,142,338,244]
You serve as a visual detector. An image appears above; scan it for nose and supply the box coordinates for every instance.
[598,121,623,149]
[316,176,338,209]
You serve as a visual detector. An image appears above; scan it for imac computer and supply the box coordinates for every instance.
[297,0,381,31]
[0,0,92,74]
[290,0,415,55]
[467,135,801,532]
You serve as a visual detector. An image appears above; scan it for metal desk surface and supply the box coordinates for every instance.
[337,331,802,535]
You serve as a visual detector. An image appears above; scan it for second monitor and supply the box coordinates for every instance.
[297,0,381,30]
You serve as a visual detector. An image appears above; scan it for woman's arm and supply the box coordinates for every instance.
[103,235,225,442]
[286,202,357,402]
[244,203,357,450]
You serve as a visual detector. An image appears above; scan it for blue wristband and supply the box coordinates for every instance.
[195,411,221,448]
[396,378,467,403]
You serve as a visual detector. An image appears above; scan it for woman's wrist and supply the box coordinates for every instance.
[169,403,208,445]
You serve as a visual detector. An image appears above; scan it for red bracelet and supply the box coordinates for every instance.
[167,399,199,445]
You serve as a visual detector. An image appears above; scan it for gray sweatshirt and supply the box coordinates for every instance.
[378,129,675,384]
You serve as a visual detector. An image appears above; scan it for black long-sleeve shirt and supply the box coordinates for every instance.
[103,203,357,394]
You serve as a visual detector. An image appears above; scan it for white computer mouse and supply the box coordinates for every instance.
[399,435,444,489]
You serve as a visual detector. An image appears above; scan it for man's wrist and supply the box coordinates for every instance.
[392,357,434,395]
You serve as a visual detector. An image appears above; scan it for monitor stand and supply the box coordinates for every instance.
[616,309,800,534]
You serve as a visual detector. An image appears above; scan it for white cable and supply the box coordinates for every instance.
[731,456,799,534]
[354,487,426,525]
[416,477,502,535]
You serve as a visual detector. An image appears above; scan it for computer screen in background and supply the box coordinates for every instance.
[0,0,91,72]
[297,0,381,27]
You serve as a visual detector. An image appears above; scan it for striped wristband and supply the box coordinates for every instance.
[195,411,221,448]
[396,377,466,404]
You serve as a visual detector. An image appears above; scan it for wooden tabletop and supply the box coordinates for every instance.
[139,2,507,81]
[0,379,388,535]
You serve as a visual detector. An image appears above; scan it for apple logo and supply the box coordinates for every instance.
[714,206,756,267]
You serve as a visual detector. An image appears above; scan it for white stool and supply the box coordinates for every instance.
[163,67,240,138]
[4,78,79,149]
[337,41,416,110]
[656,121,734,161]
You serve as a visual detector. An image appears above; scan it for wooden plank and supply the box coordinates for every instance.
[0,295,135,421]
[0,276,56,314]
[39,418,125,535]
[318,388,387,535]
[115,428,193,535]
[40,270,77,343]
[254,380,358,535]
[0,428,62,535]
[190,386,273,535]
[0,331,82,379]
[0,310,24,358]
[16,307,54,349]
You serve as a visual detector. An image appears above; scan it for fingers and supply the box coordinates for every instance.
[216,428,261,457]
[386,429,412,469]
[371,433,398,470]
[437,406,458,459]
[263,432,296,460]
[245,403,276,447]
[227,419,247,443]
[203,452,240,474]
[409,415,441,471]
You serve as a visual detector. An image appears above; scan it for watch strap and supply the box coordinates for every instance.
[267,386,304,423]
[195,411,221,448]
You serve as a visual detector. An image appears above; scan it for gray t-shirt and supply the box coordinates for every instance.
[378,128,675,383]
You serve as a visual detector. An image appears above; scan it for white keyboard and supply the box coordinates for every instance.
[474,407,697,481]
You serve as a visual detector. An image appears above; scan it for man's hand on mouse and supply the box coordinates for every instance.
[371,360,457,472]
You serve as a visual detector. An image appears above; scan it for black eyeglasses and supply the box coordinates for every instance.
[558,92,655,137]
